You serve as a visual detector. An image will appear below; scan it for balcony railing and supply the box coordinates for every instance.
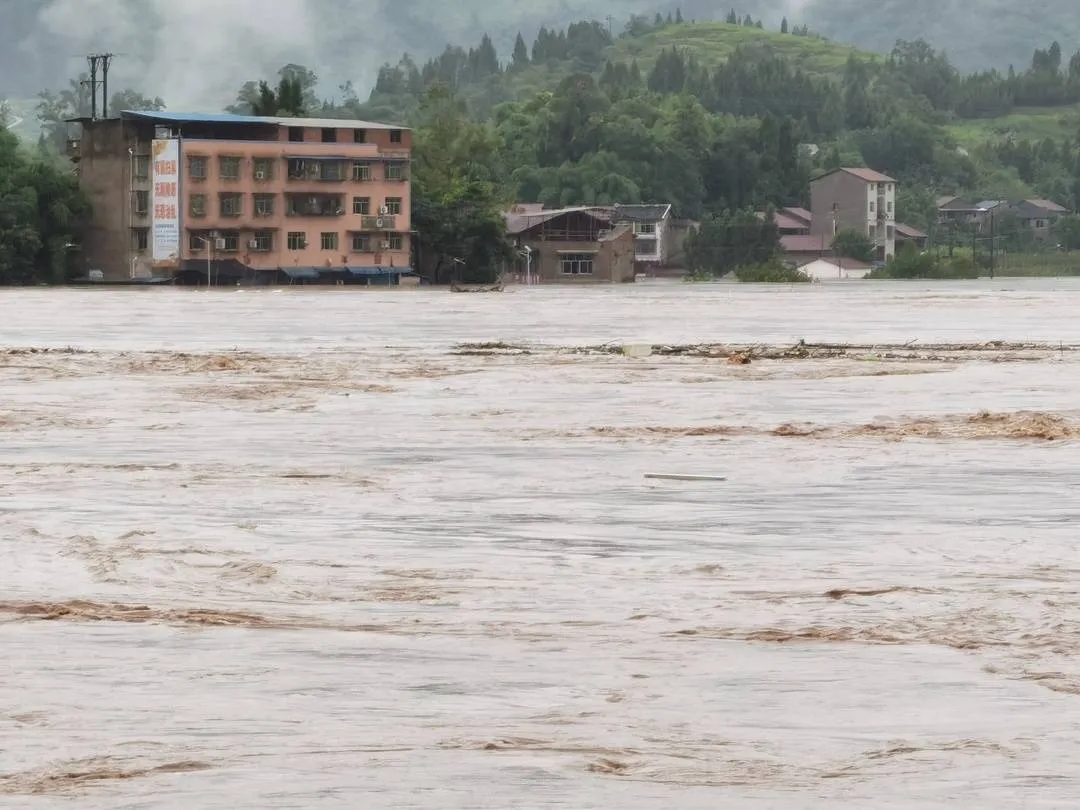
[286,195,346,217]
[533,229,606,242]
[287,158,347,182]
[359,215,399,231]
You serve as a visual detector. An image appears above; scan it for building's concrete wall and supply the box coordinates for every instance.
[178,137,411,272]
[77,119,147,282]
[74,119,413,282]
[810,172,867,241]
[799,258,869,280]
[521,228,635,283]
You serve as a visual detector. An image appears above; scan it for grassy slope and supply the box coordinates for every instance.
[946,105,1080,148]
[606,22,876,76]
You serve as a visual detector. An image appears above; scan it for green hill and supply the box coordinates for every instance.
[361,20,879,121]
[606,21,875,77]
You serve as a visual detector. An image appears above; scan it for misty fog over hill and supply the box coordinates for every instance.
[1,0,1077,107]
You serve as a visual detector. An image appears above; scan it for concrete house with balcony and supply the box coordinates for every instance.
[606,204,673,270]
[504,206,635,283]
[810,167,897,262]
[68,110,412,284]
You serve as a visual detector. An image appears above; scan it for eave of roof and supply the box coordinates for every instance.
[115,110,409,131]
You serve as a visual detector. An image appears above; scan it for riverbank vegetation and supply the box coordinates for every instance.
[0,129,89,285]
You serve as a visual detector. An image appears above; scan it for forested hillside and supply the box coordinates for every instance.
[301,16,1080,228]
[2,0,1078,101]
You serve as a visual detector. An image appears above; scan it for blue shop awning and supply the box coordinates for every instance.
[346,266,410,276]
[284,267,320,279]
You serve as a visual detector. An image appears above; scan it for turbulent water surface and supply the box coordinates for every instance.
[2,281,1080,808]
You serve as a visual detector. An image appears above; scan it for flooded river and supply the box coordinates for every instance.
[2,280,1080,808]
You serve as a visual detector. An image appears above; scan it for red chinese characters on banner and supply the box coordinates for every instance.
[151,140,181,263]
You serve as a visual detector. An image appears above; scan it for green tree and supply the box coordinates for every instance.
[232,65,317,116]
[895,184,937,231]
[109,89,166,113]
[36,76,92,153]
[278,64,320,111]
[510,33,530,72]
[226,81,261,115]
[37,76,163,154]
[411,84,512,283]
[878,243,937,277]
[832,228,876,261]
[0,130,90,284]
[780,16,789,34]
[685,208,780,276]
[1054,214,1080,250]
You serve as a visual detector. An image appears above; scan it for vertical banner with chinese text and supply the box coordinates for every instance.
[151,139,180,264]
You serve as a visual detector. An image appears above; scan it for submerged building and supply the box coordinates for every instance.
[68,110,412,284]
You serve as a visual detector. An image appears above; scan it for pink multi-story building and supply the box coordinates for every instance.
[70,110,412,284]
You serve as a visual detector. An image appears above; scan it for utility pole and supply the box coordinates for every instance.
[87,55,98,120]
[84,53,115,120]
[989,209,995,278]
[101,53,113,117]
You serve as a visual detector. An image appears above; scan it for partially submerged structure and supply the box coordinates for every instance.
[68,110,413,284]
[504,206,636,283]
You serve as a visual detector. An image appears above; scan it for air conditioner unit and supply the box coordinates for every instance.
[379,206,390,215]
[375,218,385,229]
[381,241,391,250]
[248,240,260,249]
[255,170,266,180]
[215,238,226,250]
[335,207,344,215]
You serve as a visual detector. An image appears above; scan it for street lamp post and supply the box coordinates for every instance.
[194,234,215,289]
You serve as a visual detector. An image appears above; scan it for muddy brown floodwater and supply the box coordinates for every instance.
[2,280,1080,808]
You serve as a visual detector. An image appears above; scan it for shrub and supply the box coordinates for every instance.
[867,244,979,279]
[733,261,811,283]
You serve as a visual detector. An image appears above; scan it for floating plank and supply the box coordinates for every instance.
[644,474,727,482]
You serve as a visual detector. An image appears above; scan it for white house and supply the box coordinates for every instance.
[798,257,871,280]
[609,204,673,269]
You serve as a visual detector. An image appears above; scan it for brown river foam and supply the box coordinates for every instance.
[570,411,1080,442]
[0,757,211,795]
